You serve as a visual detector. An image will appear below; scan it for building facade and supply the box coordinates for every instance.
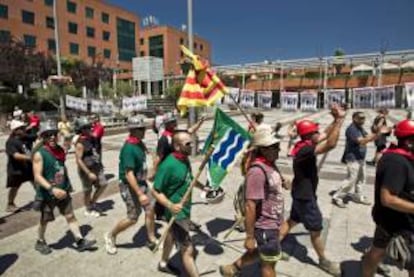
[0,0,140,71]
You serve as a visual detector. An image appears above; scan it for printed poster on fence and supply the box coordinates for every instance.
[257,91,272,109]
[224,87,240,104]
[374,86,395,108]
[301,91,318,112]
[65,95,87,112]
[326,89,346,107]
[353,87,374,108]
[91,99,114,114]
[281,91,298,111]
[122,96,147,112]
[240,89,255,108]
[405,83,414,109]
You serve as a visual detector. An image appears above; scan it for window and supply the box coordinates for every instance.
[22,10,35,25]
[46,17,54,29]
[47,39,56,52]
[67,1,76,14]
[194,42,197,49]
[104,49,111,59]
[69,42,79,55]
[140,38,144,45]
[85,7,94,19]
[200,44,203,51]
[0,4,8,19]
[86,26,95,38]
[87,46,96,57]
[0,30,11,43]
[149,35,164,58]
[179,38,184,45]
[68,22,78,34]
[102,31,110,41]
[24,35,36,48]
[116,18,136,61]
[140,51,145,56]
[44,0,53,7]
[101,12,109,23]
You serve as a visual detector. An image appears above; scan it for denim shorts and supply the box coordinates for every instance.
[254,228,282,263]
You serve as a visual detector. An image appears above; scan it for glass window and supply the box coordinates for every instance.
[0,30,11,43]
[87,46,96,57]
[140,38,144,45]
[86,26,95,38]
[140,51,145,56]
[68,22,78,34]
[22,10,35,25]
[116,18,136,61]
[47,38,56,52]
[149,35,164,58]
[104,49,111,59]
[179,38,184,45]
[24,34,36,48]
[194,42,197,49]
[69,42,79,55]
[44,0,53,6]
[46,16,54,29]
[200,44,203,51]
[0,4,8,19]
[85,7,94,19]
[102,31,110,41]
[67,1,76,13]
[101,12,109,23]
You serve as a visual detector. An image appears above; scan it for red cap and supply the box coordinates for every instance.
[296,120,319,136]
[394,119,414,138]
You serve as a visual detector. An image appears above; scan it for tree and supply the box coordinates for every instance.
[333,48,346,75]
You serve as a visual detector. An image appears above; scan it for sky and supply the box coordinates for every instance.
[106,0,414,65]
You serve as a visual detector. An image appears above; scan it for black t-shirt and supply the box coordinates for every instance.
[156,135,173,162]
[6,135,32,176]
[372,153,414,233]
[372,116,388,147]
[79,137,101,169]
[291,145,318,200]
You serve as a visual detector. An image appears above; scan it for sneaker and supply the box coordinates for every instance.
[104,232,117,255]
[76,238,97,252]
[35,240,52,255]
[219,264,239,277]
[6,204,19,213]
[280,251,290,261]
[146,239,159,251]
[158,261,180,275]
[332,198,346,208]
[352,195,371,205]
[319,258,341,277]
[84,209,101,217]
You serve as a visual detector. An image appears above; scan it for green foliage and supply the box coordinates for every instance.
[164,83,183,101]
[115,81,134,97]
[34,84,81,103]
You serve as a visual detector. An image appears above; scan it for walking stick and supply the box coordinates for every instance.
[152,146,215,253]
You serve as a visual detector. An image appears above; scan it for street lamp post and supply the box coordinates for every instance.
[53,0,66,119]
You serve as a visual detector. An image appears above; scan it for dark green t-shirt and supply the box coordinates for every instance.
[36,146,71,201]
[153,154,192,221]
[118,142,147,186]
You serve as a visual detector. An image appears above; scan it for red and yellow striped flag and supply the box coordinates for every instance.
[177,46,228,115]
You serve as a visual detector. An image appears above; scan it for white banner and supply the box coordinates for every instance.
[281,91,299,111]
[353,87,374,108]
[326,89,346,107]
[224,87,240,104]
[65,95,87,112]
[257,91,272,109]
[91,99,114,114]
[374,86,396,108]
[300,91,318,112]
[122,96,147,112]
[405,82,414,109]
[240,89,255,108]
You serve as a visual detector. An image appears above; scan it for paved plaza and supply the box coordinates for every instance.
[0,108,410,277]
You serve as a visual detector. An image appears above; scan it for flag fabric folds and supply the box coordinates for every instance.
[177,46,228,115]
[203,108,251,189]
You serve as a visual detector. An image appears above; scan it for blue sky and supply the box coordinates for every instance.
[106,0,413,65]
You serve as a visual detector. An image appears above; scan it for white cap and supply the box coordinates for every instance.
[10,120,26,131]
[251,124,280,147]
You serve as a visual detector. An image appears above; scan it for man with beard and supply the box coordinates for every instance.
[104,116,158,254]
[32,120,96,254]
[5,120,33,212]
[75,117,107,217]
[279,104,345,276]
[362,119,414,276]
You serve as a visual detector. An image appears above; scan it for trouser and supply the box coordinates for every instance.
[333,160,366,199]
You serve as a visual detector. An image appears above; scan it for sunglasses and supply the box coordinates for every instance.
[43,131,58,137]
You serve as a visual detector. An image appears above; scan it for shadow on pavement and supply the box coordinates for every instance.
[192,229,224,256]
[205,217,235,238]
[0,253,18,275]
[96,199,115,215]
[281,233,316,266]
[341,260,362,277]
[117,222,163,249]
[49,224,93,250]
[105,173,116,181]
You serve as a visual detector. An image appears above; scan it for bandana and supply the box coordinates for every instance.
[254,156,274,167]
[126,135,141,144]
[382,143,414,161]
[290,140,313,157]
[162,130,173,137]
[172,151,188,162]
[44,143,66,162]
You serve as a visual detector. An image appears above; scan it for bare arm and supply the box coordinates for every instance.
[125,169,145,197]
[381,187,414,214]
[315,118,345,155]
[244,199,256,239]
[75,143,91,175]
[356,133,378,146]
[188,117,206,134]
[33,152,53,190]
[13,152,31,162]
[151,188,172,208]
